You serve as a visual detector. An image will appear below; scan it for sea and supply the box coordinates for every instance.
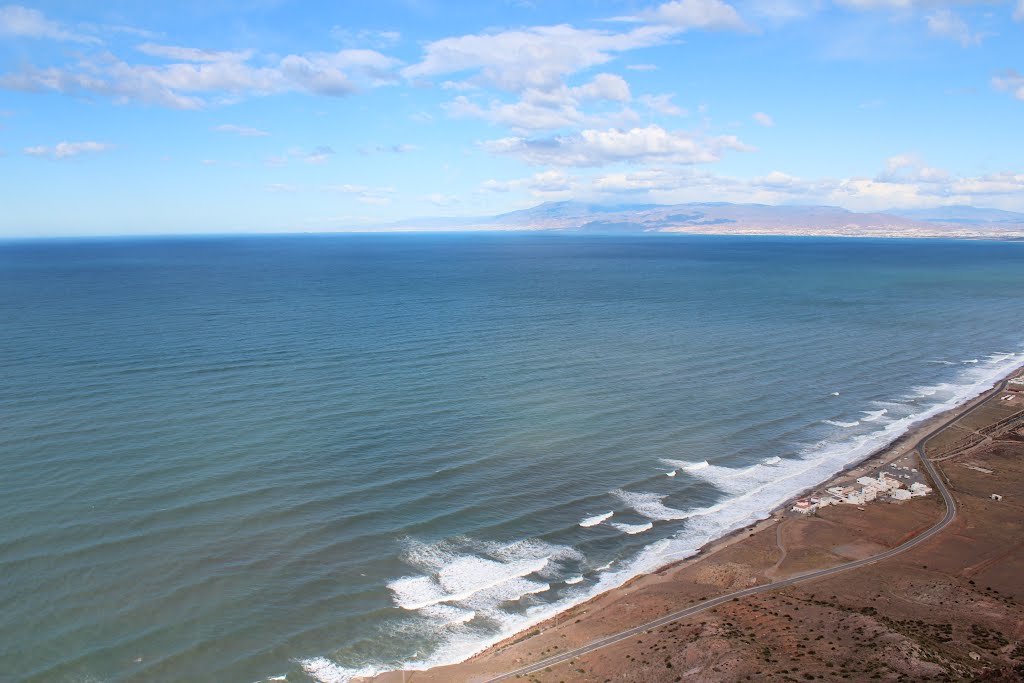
[2,233,1023,683]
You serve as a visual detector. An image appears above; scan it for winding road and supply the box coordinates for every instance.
[480,379,1010,682]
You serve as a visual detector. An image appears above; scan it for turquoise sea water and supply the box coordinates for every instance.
[2,234,1023,683]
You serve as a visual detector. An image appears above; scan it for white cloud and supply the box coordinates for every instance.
[447,95,585,130]
[592,168,680,192]
[136,43,254,62]
[992,69,1024,100]
[329,27,401,47]
[639,93,686,116]
[0,4,99,43]
[87,23,161,40]
[214,124,269,137]
[0,46,400,109]
[303,146,335,164]
[328,183,396,205]
[481,154,1024,211]
[925,9,983,47]
[877,153,949,183]
[746,0,820,22]
[23,140,112,159]
[575,73,632,102]
[444,73,636,131]
[591,157,1024,210]
[420,192,460,206]
[482,169,575,194]
[360,143,418,154]
[481,124,754,167]
[402,24,673,93]
[626,63,658,71]
[834,0,916,9]
[266,146,335,165]
[1016,0,1024,20]
[752,111,774,126]
[640,0,750,31]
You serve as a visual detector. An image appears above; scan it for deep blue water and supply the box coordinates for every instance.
[1,233,1023,683]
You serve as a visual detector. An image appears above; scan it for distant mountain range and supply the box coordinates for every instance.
[379,201,1024,239]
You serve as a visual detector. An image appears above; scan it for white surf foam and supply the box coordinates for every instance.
[963,358,979,364]
[612,490,690,521]
[388,557,550,611]
[660,458,710,471]
[564,576,584,584]
[612,522,654,535]
[420,604,476,625]
[300,657,383,683]
[825,419,860,428]
[387,539,567,611]
[762,456,782,465]
[579,511,613,527]
[860,408,888,422]
[665,470,677,477]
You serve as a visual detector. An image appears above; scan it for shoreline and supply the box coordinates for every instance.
[367,360,1024,683]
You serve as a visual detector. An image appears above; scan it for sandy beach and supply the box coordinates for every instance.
[369,365,1024,682]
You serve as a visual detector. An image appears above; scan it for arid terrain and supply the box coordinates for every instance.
[371,381,1024,683]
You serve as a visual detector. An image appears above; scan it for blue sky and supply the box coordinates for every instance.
[1,0,1022,236]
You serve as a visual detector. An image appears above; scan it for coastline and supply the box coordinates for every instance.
[366,360,1024,683]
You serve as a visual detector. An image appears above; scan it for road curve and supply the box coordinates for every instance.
[481,379,1010,682]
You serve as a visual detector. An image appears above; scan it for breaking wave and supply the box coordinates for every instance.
[612,490,691,521]
[860,408,889,422]
[660,458,710,472]
[579,511,614,527]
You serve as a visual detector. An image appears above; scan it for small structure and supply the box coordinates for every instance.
[991,493,1003,501]
[1007,377,1024,392]
[891,489,912,501]
[910,482,932,497]
[792,499,816,514]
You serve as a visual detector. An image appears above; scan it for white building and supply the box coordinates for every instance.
[793,500,813,513]
[909,482,932,497]
[891,489,912,501]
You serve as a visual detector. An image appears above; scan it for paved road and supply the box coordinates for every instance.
[481,380,1010,682]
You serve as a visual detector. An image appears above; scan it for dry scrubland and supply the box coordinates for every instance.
[372,385,1024,683]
